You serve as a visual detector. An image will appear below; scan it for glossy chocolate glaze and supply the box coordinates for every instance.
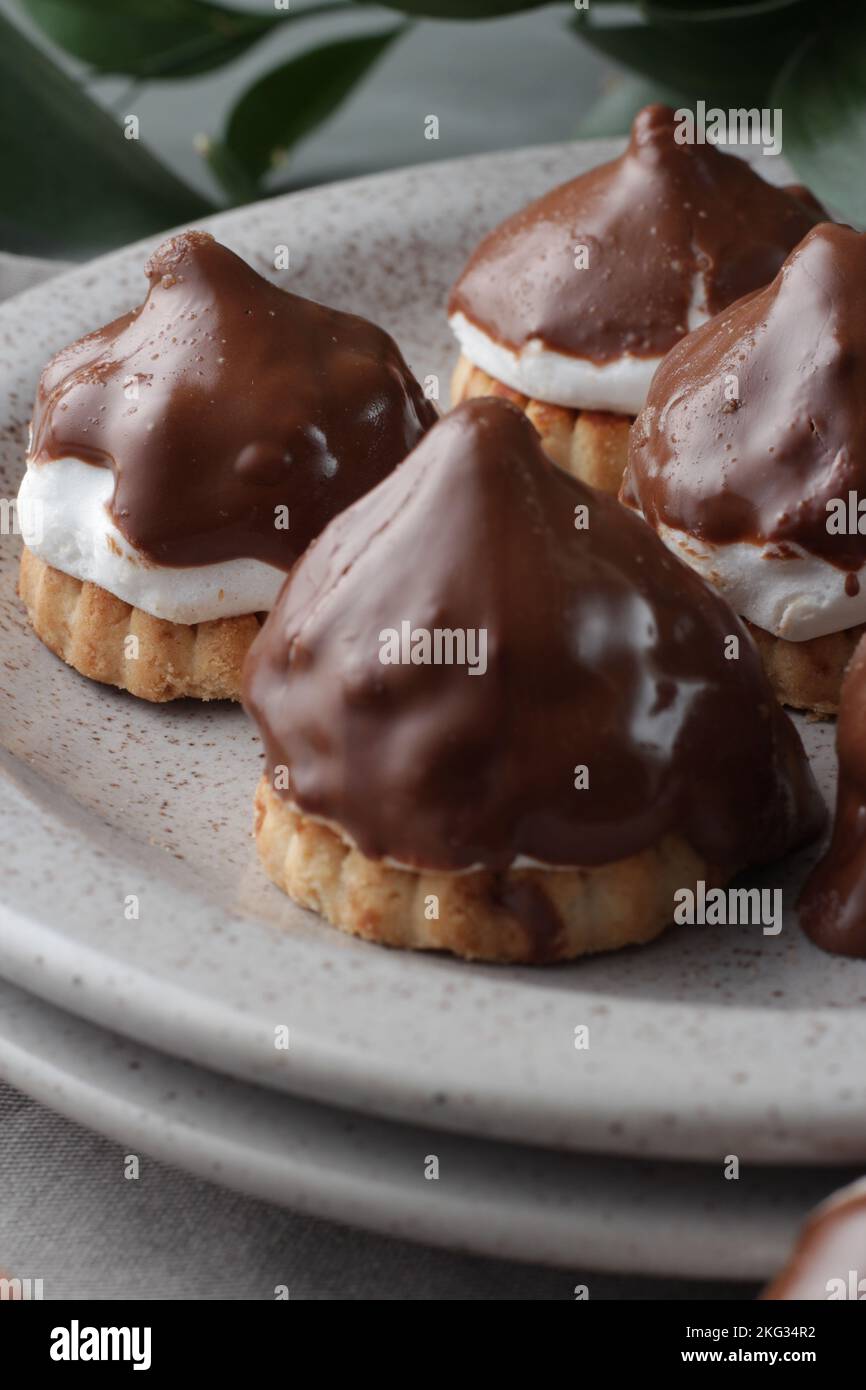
[762,1180,866,1299]
[30,231,437,569]
[800,636,866,956]
[244,397,823,873]
[626,223,866,569]
[448,104,821,364]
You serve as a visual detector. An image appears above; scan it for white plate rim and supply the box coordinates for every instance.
[2,973,851,1282]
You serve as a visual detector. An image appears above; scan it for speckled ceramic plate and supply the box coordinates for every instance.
[2,142,866,1165]
[1,973,857,1280]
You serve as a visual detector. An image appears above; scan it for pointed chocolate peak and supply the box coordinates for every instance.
[628,222,866,566]
[244,396,822,873]
[449,104,822,364]
[143,227,219,283]
[31,232,436,569]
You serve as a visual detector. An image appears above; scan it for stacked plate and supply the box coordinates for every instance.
[2,143,865,1284]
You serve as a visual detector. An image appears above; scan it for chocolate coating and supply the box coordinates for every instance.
[626,223,866,569]
[244,396,823,872]
[800,635,866,956]
[449,104,821,364]
[762,1180,866,1299]
[30,231,437,569]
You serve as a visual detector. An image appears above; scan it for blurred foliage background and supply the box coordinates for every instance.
[1,0,863,256]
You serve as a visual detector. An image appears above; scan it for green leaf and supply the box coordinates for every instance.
[357,1,554,16]
[19,0,281,80]
[641,0,817,47]
[772,11,866,224]
[197,136,259,205]
[573,13,791,107]
[208,27,402,193]
[0,10,213,255]
[643,0,813,21]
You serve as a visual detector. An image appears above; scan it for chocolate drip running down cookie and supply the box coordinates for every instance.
[30,230,438,571]
[246,398,822,876]
[623,223,866,716]
[448,104,822,498]
[449,104,822,366]
[18,230,435,702]
[626,223,866,566]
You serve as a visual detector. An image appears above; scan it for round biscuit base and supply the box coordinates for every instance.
[450,352,632,496]
[744,619,866,718]
[253,776,724,964]
[18,547,262,702]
